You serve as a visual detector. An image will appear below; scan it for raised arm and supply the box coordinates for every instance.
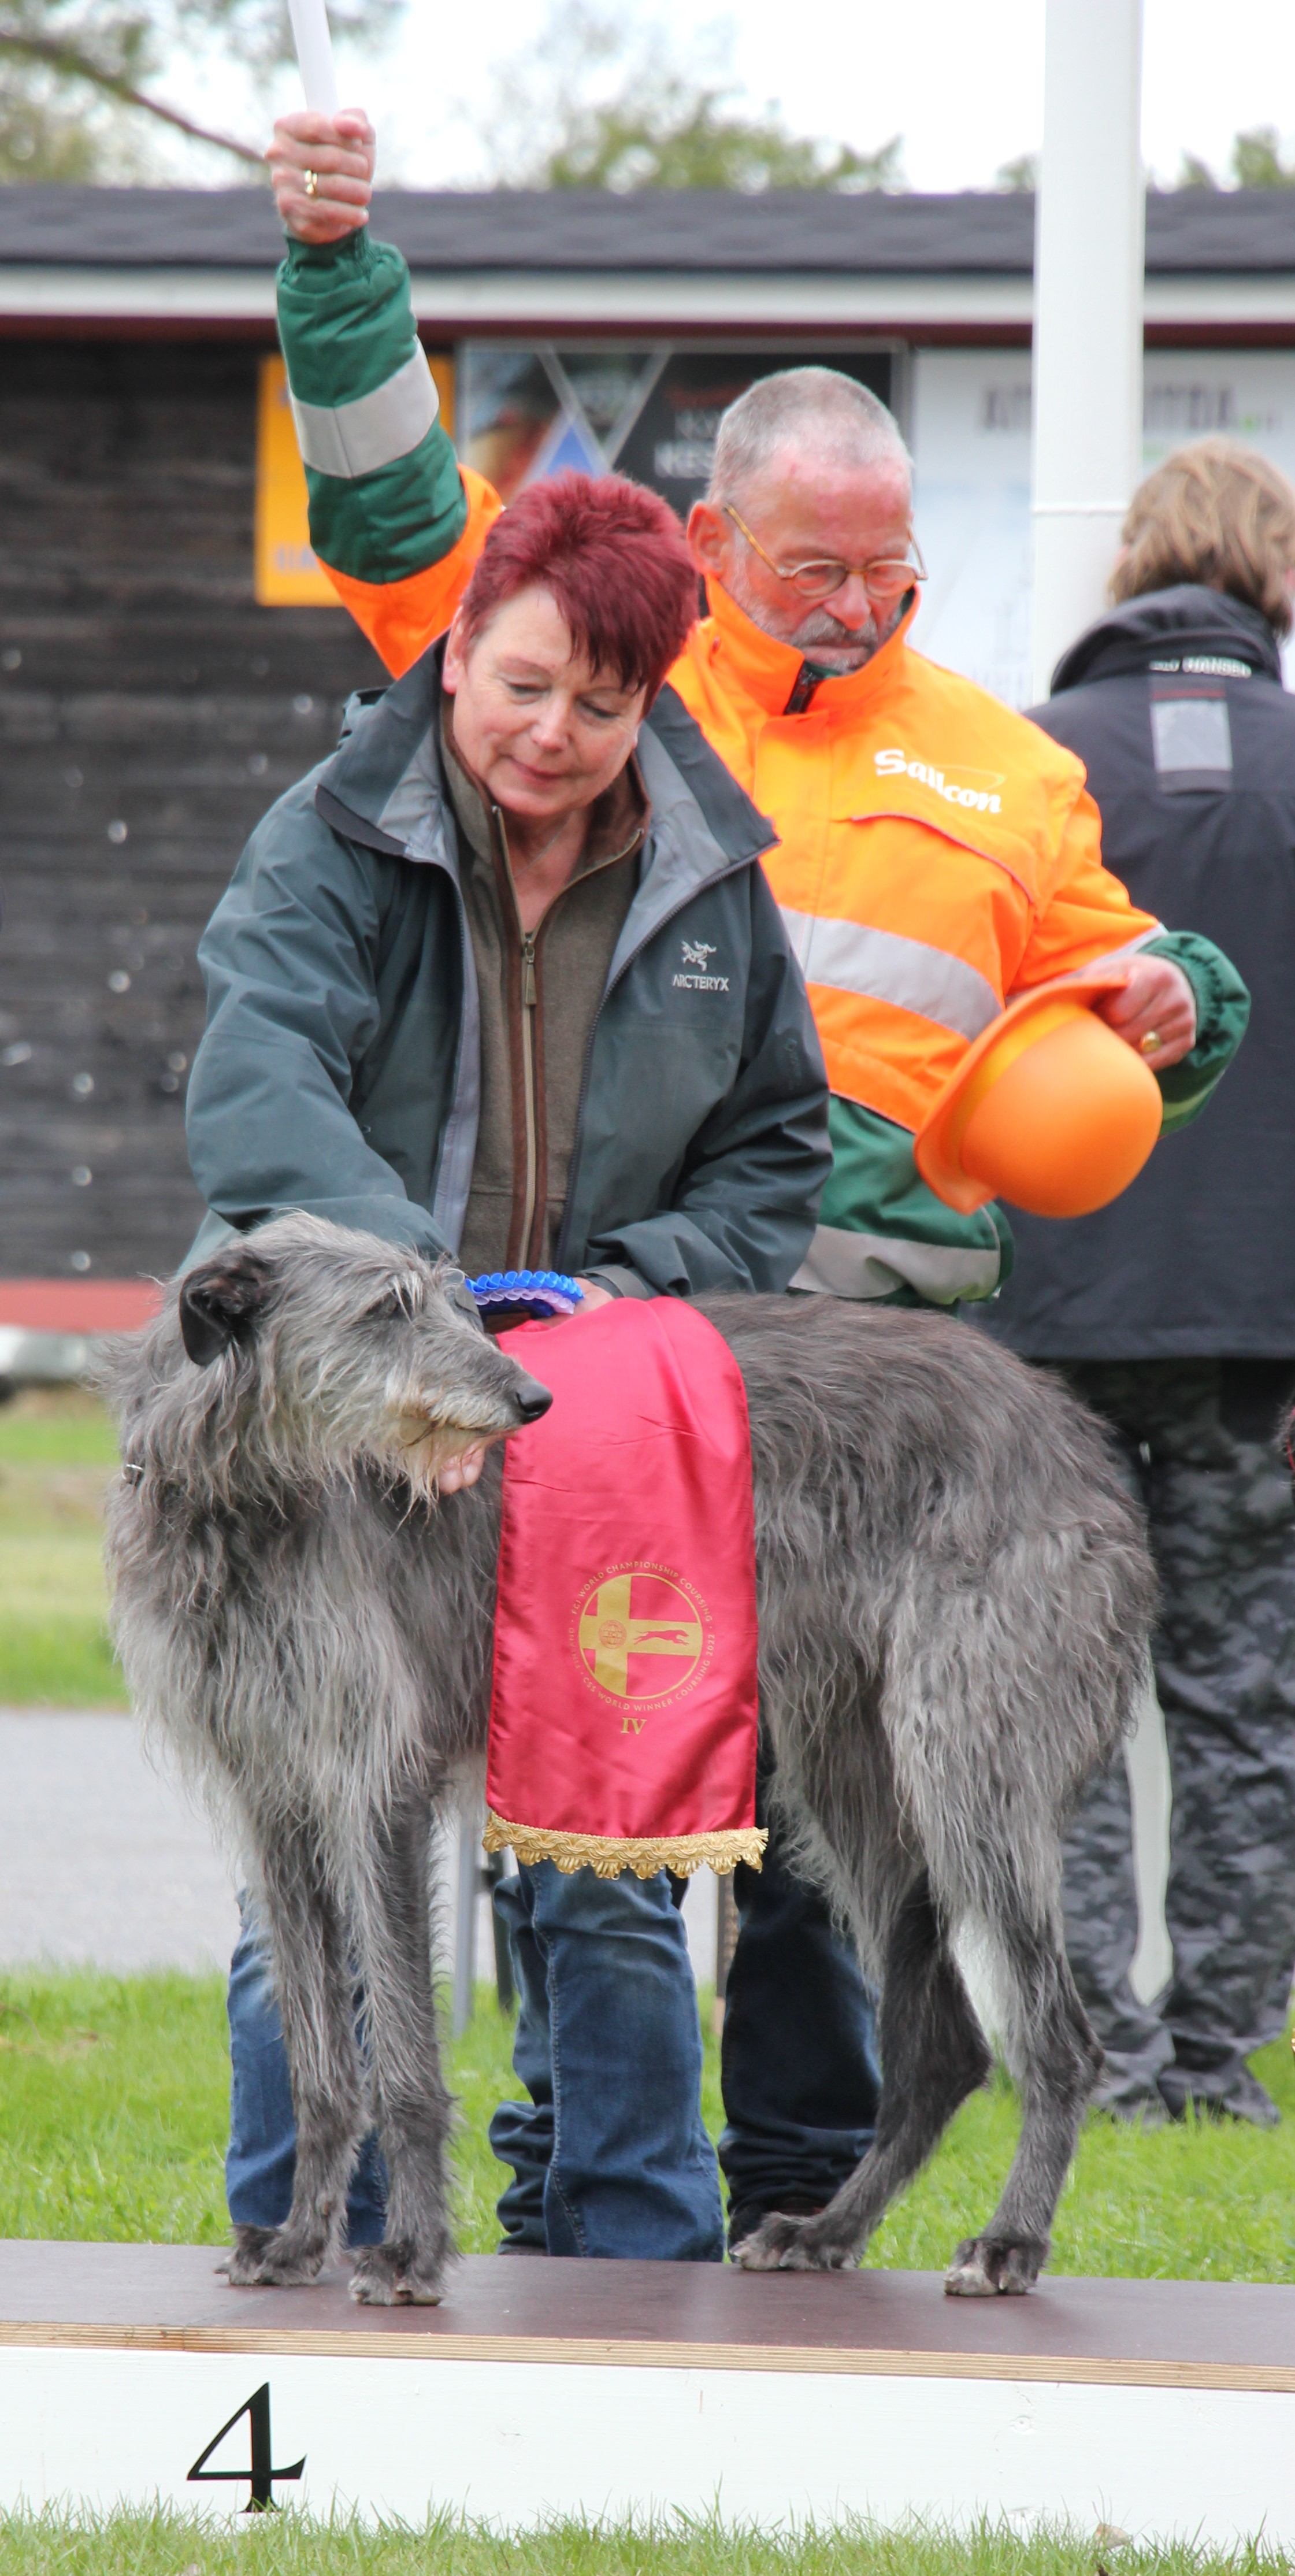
[267,112,502,676]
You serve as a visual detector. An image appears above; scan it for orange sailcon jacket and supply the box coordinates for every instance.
[277,232,1246,1307]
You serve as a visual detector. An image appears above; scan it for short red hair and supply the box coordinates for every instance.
[456,472,697,703]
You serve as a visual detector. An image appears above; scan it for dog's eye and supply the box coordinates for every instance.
[365,1273,424,1323]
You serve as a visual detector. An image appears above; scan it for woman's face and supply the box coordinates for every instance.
[443,585,648,824]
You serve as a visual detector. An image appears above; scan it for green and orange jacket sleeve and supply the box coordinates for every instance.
[276,232,502,677]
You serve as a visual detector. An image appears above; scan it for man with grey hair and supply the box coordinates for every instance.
[262,105,1246,2255]
[713,367,909,502]
[696,368,916,696]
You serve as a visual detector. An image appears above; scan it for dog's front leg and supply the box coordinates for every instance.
[224,1830,366,2290]
[344,1795,456,2306]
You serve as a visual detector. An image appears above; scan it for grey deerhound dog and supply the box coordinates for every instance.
[98,1213,1154,2307]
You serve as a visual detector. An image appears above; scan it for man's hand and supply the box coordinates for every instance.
[1089,954,1197,1070]
[573,1279,615,1314]
[268,110,375,245]
[437,1440,487,1495]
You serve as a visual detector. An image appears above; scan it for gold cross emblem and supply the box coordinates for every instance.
[574,1567,707,1706]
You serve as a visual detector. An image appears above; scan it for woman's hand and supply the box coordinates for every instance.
[1092,955,1197,1069]
[268,109,375,244]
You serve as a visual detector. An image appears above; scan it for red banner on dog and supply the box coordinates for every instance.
[484,1299,765,1879]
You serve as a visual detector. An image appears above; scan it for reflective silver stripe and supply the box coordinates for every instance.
[290,349,439,480]
[781,908,1000,1043]
[792,1223,1002,1306]
[1057,927,1162,976]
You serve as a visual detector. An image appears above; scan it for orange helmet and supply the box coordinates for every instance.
[915,972,1163,1220]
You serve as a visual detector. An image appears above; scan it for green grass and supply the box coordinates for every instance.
[0,1389,127,1707]
[0,2508,1289,2576]
[0,1970,229,2243]
[2,1967,1294,2282]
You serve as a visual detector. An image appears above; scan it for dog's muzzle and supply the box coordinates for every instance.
[511,1372,553,1425]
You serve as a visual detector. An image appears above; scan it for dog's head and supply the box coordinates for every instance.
[175,1213,551,1495]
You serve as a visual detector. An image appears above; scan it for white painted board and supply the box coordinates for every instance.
[2,2347,1292,2548]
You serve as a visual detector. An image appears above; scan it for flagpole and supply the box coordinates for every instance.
[287,0,339,113]
[1030,0,1145,699]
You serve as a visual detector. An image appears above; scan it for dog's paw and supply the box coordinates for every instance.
[349,2238,448,2306]
[217,2225,276,2281]
[732,2212,852,2273]
[944,2233,1045,2297]
[222,2223,329,2289]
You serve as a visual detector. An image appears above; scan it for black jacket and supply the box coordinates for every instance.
[980,585,1289,1359]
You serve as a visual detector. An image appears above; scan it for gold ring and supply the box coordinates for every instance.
[1139,1030,1161,1055]
[303,168,320,197]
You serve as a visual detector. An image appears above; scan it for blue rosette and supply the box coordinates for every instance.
[465,1267,585,1325]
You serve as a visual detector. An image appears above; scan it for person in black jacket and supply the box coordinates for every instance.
[981,437,1294,2126]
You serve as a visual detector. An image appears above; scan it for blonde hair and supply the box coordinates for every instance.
[1111,438,1295,637]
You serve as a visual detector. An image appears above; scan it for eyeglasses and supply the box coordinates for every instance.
[723,505,927,607]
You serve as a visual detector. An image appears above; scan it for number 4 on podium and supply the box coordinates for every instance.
[188,2381,306,2511]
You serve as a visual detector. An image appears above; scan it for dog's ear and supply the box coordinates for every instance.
[178,1250,275,1369]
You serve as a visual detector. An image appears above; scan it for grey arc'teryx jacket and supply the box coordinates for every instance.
[185,647,832,1294]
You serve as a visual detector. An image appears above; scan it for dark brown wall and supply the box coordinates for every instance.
[0,340,384,1281]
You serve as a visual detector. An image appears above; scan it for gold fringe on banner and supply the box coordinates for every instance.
[483,1811,767,1880]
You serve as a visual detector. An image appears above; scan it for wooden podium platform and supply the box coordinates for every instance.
[2,2241,1293,2543]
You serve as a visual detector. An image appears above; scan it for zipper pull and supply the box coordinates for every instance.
[521,933,537,1009]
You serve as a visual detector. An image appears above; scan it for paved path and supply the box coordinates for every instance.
[0,1710,721,1984]
[2,1703,1164,1997]
[0,1710,240,1972]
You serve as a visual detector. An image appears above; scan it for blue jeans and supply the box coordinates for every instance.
[224,1832,880,2258]
[224,1866,721,2259]
[489,1860,723,2258]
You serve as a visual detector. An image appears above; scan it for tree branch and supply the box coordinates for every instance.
[0,27,265,164]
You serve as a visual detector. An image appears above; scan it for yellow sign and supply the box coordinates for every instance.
[574,1563,711,1707]
[254,351,455,609]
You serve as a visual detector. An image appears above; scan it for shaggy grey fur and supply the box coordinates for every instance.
[97,1213,1156,2307]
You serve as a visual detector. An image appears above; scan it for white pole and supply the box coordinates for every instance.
[1030,0,1145,703]
[287,0,339,113]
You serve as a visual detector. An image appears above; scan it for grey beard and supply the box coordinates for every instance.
[723,561,907,673]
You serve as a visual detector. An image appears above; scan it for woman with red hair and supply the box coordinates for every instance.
[186,388,831,2280]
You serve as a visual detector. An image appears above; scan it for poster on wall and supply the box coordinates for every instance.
[458,346,893,519]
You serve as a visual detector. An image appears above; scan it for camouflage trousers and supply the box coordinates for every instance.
[1056,1359,1295,2120]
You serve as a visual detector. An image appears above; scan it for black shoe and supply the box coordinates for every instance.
[1088,2085,1170,2129]
[1159,2066,1281,2129]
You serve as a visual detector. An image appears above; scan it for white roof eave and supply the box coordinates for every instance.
[1,264,1293,335]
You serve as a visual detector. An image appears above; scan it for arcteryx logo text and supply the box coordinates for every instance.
[673,939,729,992]
[874,747,1003,814]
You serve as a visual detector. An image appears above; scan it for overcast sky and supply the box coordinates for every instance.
[170,0,1295,190]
